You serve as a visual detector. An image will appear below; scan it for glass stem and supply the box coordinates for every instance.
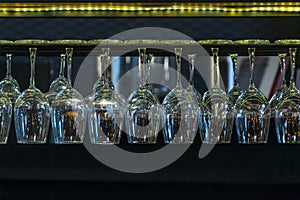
[102,48,110,81]
[6,54,12,78]
[66,48,73,87]
[175,48,183,88]
[146,54,152,87]
[289,48,297,86]
[230,53,239,87]
[211,48,220,88]
[59,54,66,78]
[248,48,255,87]
[188,54,196,87]
[29,48,37,88]
[278,53,287,87]
[138,48,146,88]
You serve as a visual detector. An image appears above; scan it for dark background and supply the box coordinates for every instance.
[0,17,299,199]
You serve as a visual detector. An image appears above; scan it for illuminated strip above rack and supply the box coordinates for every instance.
[0,2,299,17]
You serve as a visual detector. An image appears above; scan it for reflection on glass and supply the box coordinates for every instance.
[14,48,50,144]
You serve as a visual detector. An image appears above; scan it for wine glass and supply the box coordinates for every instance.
[228,53,244,104]
[0,91,11,144]
[162,48,199,143]
[234,39,271,144]
[51,48,86,144]
[87,48,123,144]
[186,54,202,105]
[0,54,21,106]
[45,54,69,104]
[91,52,114,93]
[269,53,288,116]
[126,48,163,144]
[14,48,50,144]
[199,40,233,144]
[275,40,300,143]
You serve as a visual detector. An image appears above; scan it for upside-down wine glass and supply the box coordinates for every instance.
[275,41,300,143]
[46,54,69,104]
[228,53,244,104]
[162,48,199,143]
[87,48,123,144]
[0,54,21,106]
[51,48,86,144]
[201,40,233,144]
[126,48,163,144]
[234,40,271,144]
[14,48,50,144]
[269,53,288,117]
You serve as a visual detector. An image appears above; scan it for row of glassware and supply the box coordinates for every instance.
[0,39,298,145]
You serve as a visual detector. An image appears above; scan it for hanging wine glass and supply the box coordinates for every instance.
[126,48,164,144]
[200,40,233,144]
[91,52,114,93]
[186,54,202,104]
[51,48,86,144]
[0,54,21,106]
[234,39,271,144]
[14,48,50,144]
[87,48,123,144]
[269,53,288,117]
[186,53,206,141]
[87,40,119,94]
[228,53,244,104]
[45,54,69,104]
[275,40,300,143]
[0,91,11,144]
[162,48,199,143]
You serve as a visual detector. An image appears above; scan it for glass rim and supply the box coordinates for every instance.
[274,39,300,45]
[198,39,233,45]
[234,39,270,45]
[14,39,51,45]
[51,39,88,45]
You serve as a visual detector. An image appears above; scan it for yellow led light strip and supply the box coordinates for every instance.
[0,2,299,16]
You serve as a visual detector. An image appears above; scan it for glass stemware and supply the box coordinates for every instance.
[0,54,21,106]
[275,42,300,143]
[162,48,199,143]
[14,48,50,144]
[92,55,114,93]
[46,54,69,104]
[202,44,233,144]
[269,53,288,116]
[234,40,271,144]
[126,48,163,144]
[228,53,244,104]
[186,54,202,105]
[51,48,86,144]
[87,48,123,144]
[0,91,11,144]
